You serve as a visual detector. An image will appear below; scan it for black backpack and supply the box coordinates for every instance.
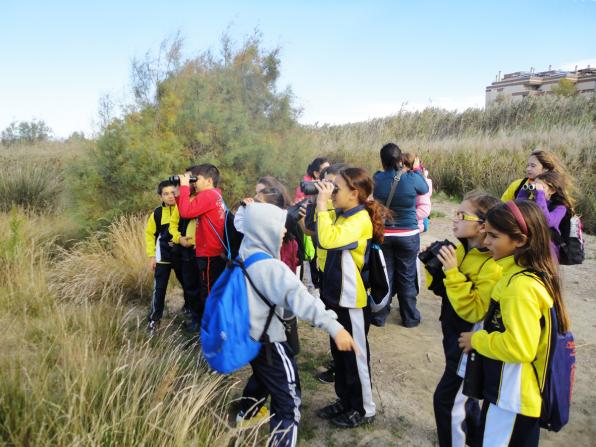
[547,199,584,265]
[552,210,584,265]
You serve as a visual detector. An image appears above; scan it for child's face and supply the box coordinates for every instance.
[526,155,546,180]
[483,221,525,261]
[160,186,177,206]
[195,175,213,192]
[331,175,358,209]
[452,200,484,239]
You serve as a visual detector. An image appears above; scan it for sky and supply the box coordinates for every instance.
[1,0,595,138]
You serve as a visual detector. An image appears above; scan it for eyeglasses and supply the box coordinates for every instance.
[454,212,484,222]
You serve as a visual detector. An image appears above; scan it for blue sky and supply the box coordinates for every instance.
[1,0,595,138]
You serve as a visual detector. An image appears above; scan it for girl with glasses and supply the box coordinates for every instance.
[426,191,502,447]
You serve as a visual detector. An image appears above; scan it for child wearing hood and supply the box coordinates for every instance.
[236,202,357,447]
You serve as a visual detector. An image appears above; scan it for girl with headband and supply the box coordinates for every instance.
[458,200,571,446]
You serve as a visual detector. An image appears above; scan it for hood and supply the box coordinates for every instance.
[239,202,288,259]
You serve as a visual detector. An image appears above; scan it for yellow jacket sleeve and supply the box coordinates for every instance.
[501,179,524,202]
[168,206,182,244]
[145,213,157,257]
[471,286,542,363]
[443,259,501,323]
[316,210,364,250]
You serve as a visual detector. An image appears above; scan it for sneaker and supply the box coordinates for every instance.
[316,367,335,384]
[147,320,159,335]
[316,400,347,420]
[330,410,375,428]
[236,406,270,428]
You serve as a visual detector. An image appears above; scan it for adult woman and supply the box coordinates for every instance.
[372,143,429,327]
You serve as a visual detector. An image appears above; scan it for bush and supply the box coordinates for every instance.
[50,214,153,303]
[0,160,63,212]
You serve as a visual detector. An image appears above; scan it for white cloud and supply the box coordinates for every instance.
[558,58,596,71]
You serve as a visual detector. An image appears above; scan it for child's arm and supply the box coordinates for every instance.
[177,186,217,218]
[168,206,182,244]
[534,190,567,230]
[444,260,501,323]
[471,287,542,363]
[145,213,157,270]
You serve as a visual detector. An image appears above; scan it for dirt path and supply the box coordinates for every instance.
[270,200,596,446]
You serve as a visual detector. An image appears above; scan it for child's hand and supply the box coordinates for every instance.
[149,257,156,271]
[179,236,192,248]
[298,203,308,219]
[533,180,545,191]
[333,329,360,355]
[437,245,457,271]
[242,197,255,205]
[179,173,191,187]
[315,181,335,211]
[458,332,474,353]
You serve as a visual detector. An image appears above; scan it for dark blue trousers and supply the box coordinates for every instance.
[372,233,421,326]
[239,342,301,447]
[434,299,481,447]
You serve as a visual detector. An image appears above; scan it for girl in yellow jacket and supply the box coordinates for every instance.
[313,167,389,429]
[458,200,571,446]
[427,192,502,447]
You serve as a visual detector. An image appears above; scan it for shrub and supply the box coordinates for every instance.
[49,214,153,303]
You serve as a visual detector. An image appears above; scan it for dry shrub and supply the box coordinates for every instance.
[50,214,153,303]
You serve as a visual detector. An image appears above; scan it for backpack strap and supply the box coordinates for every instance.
[513,178,529,199]
[237,253,285,345]
[204,214,232,259]
[385,170,403,207]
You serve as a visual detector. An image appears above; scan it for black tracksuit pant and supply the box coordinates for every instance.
[148,262,184,322]
[239,342,301,447]
[195,255,226,323]
[433,297,481,447]
[330,306,375,417]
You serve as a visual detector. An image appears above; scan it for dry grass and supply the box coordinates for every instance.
[0,210,270,446]
[312,125,596,232]
[49,214,153,303]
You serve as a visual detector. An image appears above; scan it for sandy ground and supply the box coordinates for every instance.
[272,200,596,447]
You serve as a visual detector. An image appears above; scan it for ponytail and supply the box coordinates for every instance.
[365,199,391,244]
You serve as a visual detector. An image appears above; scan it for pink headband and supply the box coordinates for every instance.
[506,201,528,236]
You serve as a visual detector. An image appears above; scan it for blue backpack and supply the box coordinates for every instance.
[533,307,576,432]
[201,252,277,374]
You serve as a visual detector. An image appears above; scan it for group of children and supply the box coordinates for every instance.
[143,148,576,447]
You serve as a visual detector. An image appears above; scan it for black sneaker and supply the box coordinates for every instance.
[316,400,347,419]
[316,367,335,384]
[330,410,375,428]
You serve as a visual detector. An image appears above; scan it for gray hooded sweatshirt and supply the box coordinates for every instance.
[239,202,343,343]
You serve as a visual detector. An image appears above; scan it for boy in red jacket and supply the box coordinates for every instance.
[177,164,226,331]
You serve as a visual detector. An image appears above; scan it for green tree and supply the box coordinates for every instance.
[1,119,52,146]
[70,32,313,224]
[551,78,577,97]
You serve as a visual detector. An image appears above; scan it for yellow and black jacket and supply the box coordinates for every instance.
[442,243,501,325]
[426,241,501,373]
[316,204,372,309]
[471,255,554,417]
[144,204,181,263]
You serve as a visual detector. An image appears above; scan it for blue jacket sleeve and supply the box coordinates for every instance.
[414,171,430,195]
